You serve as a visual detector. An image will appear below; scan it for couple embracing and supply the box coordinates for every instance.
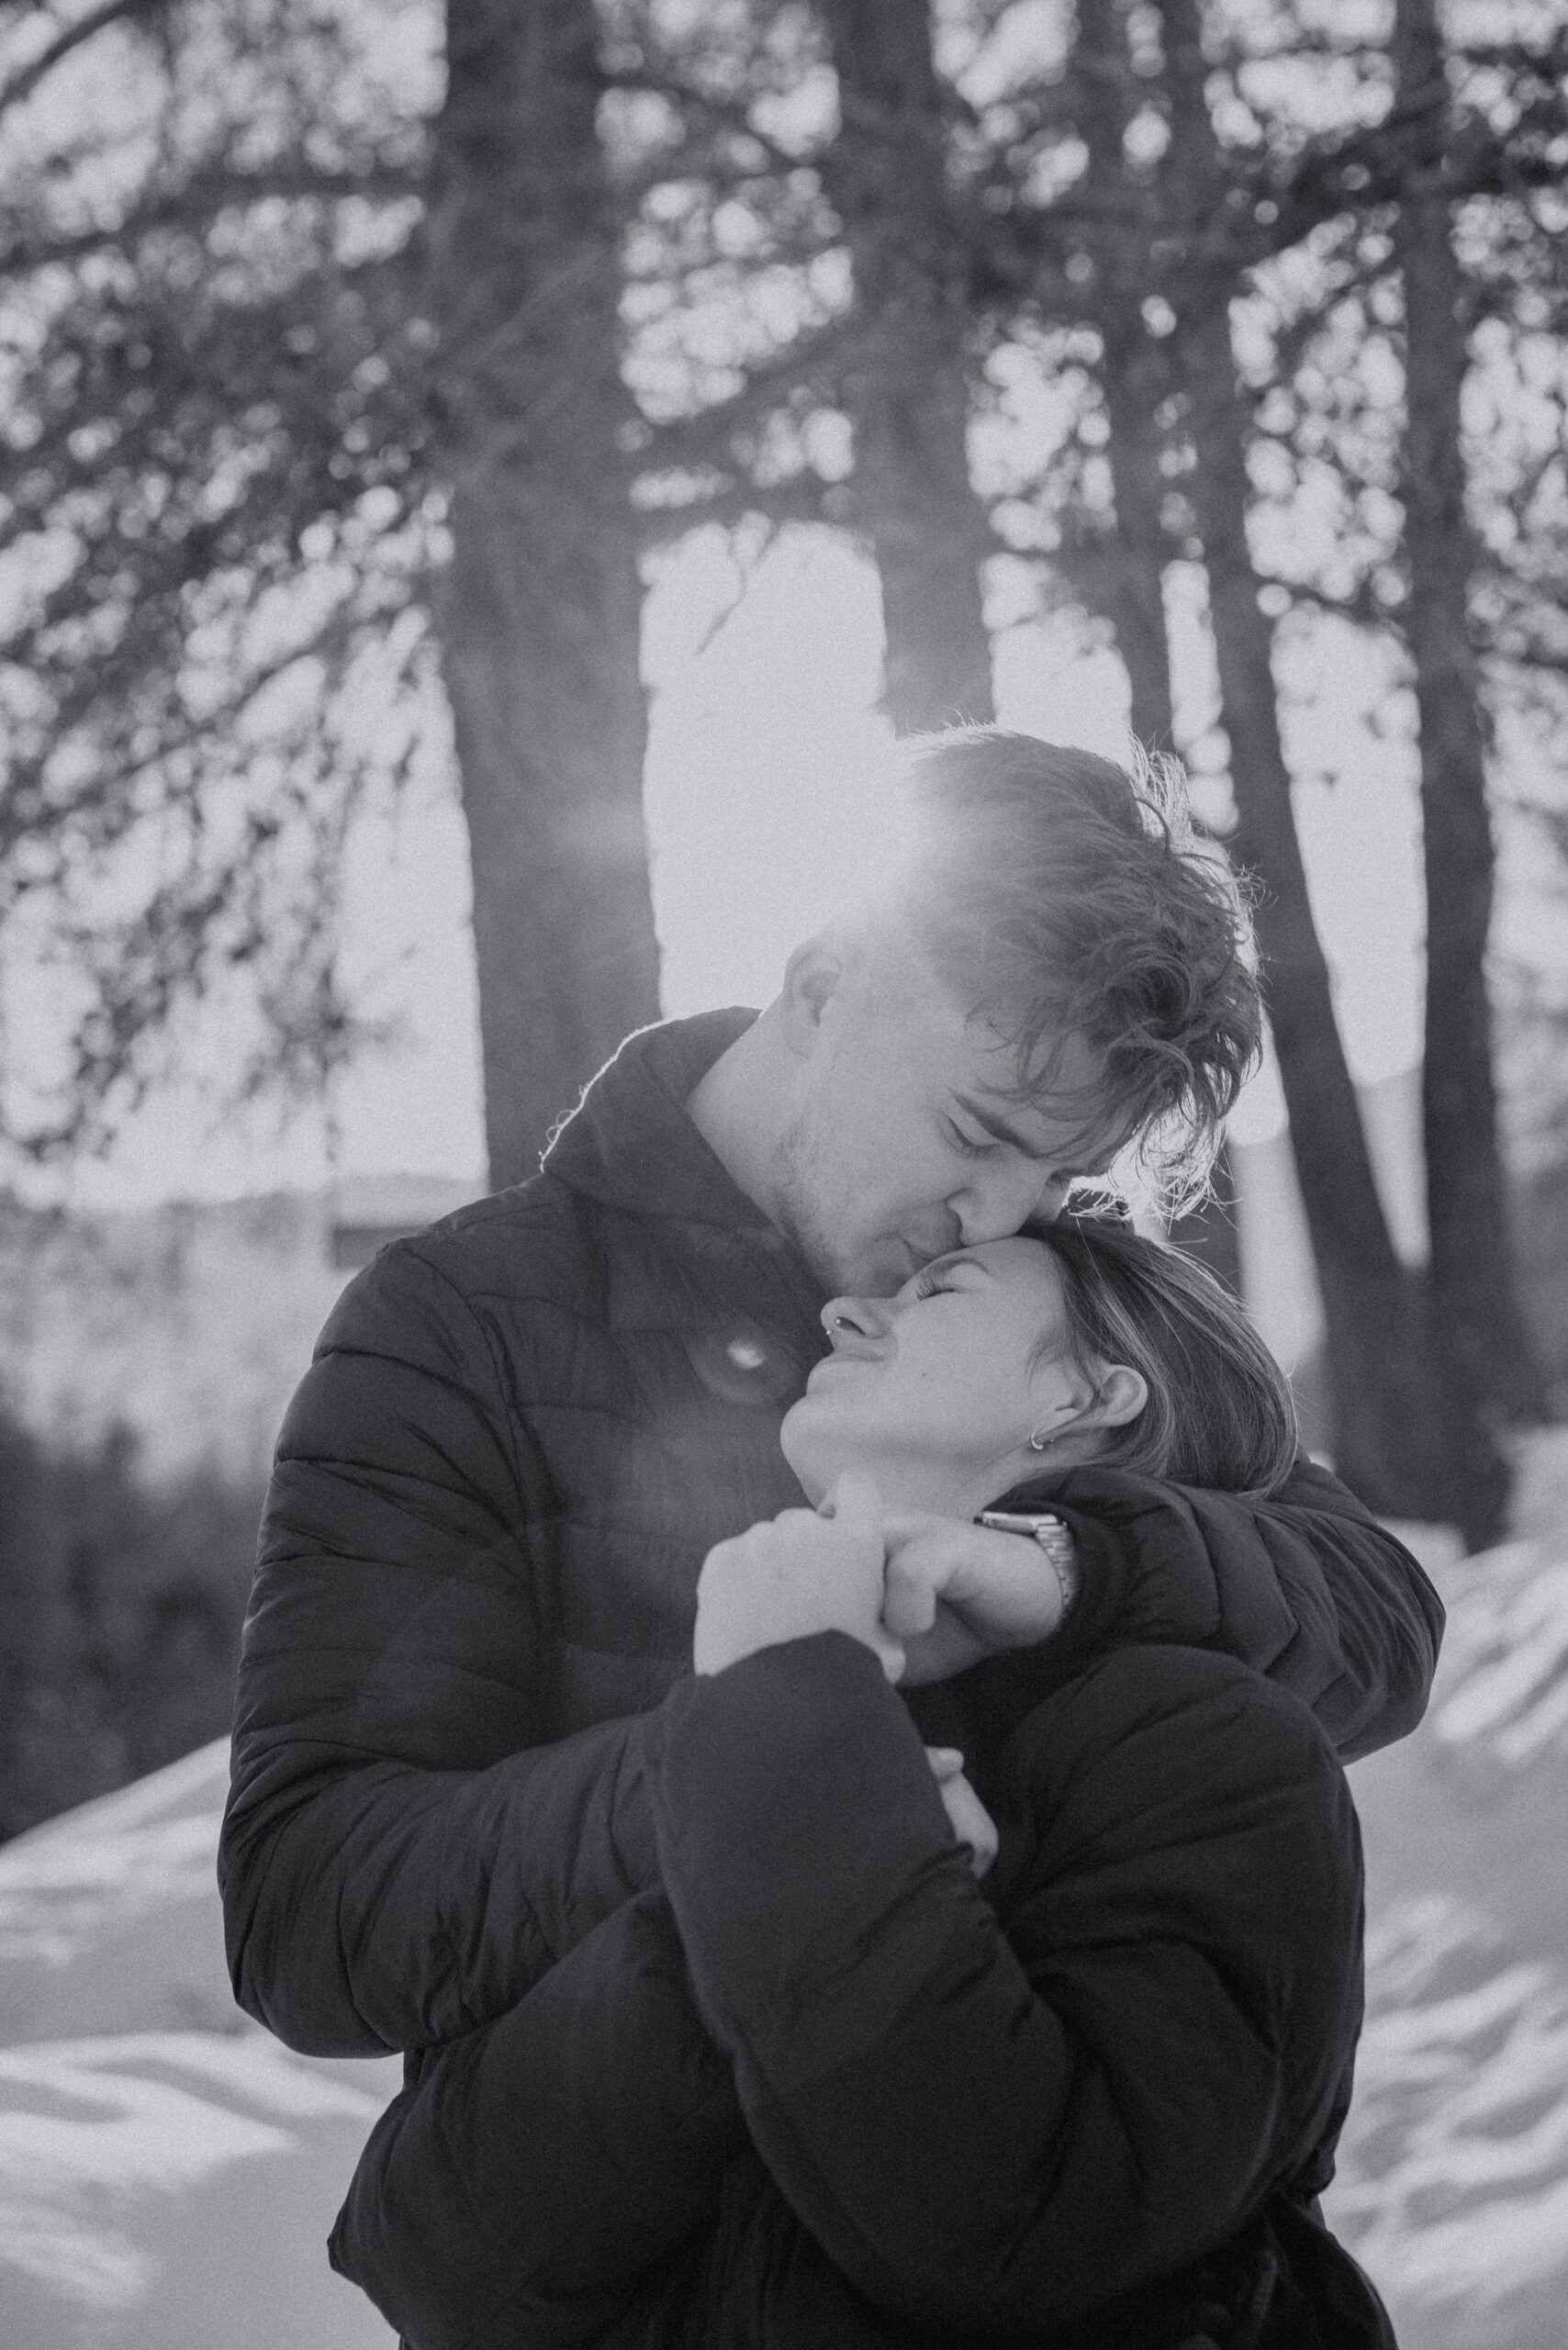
[219,731,1439,2348]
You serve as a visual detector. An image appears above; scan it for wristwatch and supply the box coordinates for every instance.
[974,1510,1081,1627]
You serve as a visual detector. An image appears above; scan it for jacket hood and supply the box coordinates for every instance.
[543,1009,776,1229]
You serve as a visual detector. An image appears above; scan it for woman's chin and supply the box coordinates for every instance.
[778,1400,843,1507]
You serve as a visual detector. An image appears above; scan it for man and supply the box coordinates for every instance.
[219,729,1441,2060]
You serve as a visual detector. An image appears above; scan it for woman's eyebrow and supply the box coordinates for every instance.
[924,1249,993,1281]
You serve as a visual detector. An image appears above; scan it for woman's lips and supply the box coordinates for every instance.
[821,1330,889,1363]
[807,1348,881,1383]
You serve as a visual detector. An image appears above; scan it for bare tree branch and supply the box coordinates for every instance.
[633,469,834,548]
[0,0,166,121]
[0,157,425,279]
[605,64,817,184]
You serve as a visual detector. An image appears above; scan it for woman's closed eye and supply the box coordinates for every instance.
[913,1257,981,1301]
[944,1117,996,1160]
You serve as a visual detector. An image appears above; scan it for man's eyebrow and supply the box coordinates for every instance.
[954,1091,1074,1164]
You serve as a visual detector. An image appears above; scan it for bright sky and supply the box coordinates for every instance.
[16,520,1471,1209]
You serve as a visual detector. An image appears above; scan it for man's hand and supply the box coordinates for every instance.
[883,1516,1076,1686]
[694,1471,905,1681]
[926,1747,998,1877]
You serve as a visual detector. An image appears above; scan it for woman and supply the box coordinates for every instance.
[331,1211,1394,2349]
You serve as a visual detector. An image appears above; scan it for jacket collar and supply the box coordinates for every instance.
[543,1010,779,1231]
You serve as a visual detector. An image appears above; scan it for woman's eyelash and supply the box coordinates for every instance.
[913,1267,954,1299]
[946,1120,991,1158]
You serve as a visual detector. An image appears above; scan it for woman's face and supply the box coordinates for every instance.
[781,1236,1107,1516]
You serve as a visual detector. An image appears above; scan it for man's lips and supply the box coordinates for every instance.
[898,1226,959,1272]
[855,1236,928,1294]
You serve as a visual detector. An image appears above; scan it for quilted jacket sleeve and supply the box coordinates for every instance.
[218,1241,662,2057]
[1028,1457,1444,1760]
[328,1890,741,2350]
[648,1631,1363,2337]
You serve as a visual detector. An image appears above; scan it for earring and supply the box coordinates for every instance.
[1028,1430,1050,1453]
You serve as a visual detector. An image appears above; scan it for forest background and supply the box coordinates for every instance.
[0,0,1565,1838]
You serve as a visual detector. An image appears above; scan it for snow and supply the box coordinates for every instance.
[1332,1897,1568,2306]
[1429,1548,1568,1762]
[0,1740,400,2345]
[1324,1455,1568,2346]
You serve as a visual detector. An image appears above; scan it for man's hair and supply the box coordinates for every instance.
[888,727,1261,1212]
[1025,1211,1298,1497]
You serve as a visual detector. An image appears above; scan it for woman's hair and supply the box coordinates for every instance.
[1024,1208,1299,1498]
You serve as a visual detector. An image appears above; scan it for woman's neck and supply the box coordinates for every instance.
[842,1453,1025,1522]
[846,1431,1114,1519]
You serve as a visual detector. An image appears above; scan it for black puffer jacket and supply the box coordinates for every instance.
[219,1011,1443,2059]
[330,1634,1393,2350]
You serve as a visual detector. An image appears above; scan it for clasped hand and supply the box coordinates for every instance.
[693,1471,1074,1687]
[693,1472,1074,1879]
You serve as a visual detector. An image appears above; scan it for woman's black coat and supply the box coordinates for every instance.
[331,1632,1388,2350]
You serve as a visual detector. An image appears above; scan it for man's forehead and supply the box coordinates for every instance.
[874,966,1115,1156]
[952,1082,1106,1169]
[960,1023,1105,1127]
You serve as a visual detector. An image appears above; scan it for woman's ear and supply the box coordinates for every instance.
[1087,1364,1148,1429]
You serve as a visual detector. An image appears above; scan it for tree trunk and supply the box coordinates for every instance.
[817,0,994,734]
[1180,301,1493,1523]
[1156,0,1505,1538]
[427,0,661,1190]
[1393,0,1546,1426]
[1100,325,1178,749]
[1073,0,1176,750]
[1168,1135,1243,1296]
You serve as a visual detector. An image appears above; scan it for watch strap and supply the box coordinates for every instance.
[975,1509,1081,1626]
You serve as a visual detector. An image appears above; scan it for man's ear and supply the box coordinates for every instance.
[778,931,856,1058]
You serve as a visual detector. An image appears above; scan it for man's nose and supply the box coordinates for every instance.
[951,1163,1069,1246]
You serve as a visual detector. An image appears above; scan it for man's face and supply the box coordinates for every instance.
[769,939,1108,1296]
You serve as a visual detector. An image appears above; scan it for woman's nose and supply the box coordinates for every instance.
[821,1295,890,1355]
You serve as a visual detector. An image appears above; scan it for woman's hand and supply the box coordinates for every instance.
[882,1515,1076,1686]
[925,1747,999,1877]
[694,1470,906,1681]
